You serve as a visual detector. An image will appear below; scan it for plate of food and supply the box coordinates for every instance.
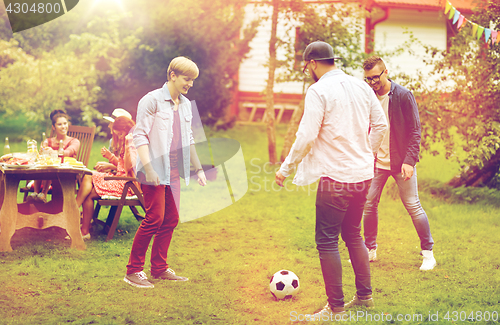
[66,161,86,168]
[3,164,35,169]
[37,164,60,169]
[0,153,13,162]
[1,155,35,168]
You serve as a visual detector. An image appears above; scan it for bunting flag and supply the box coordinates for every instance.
[484,28,491,43]
[445,1,500,44]
[457,15,465,29]
[472,23,478,37]
[445,0,452,14]
[477,26,485,40]
[448,6,456,20]
[453,10,460,24]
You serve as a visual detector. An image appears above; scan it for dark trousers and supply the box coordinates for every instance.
[126,169,180,276]
[315,177,372,307]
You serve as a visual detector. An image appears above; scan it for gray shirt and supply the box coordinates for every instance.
[133,83,195,185]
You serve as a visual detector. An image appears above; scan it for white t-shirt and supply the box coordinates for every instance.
[375,92,390,170]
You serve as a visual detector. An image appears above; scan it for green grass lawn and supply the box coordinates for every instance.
[1,123,499,324]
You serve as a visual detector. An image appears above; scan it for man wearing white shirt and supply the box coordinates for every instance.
[276,41,387,318]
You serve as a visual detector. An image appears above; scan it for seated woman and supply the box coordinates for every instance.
[93,108,133,174]
[74,116,137,240]
[27,109,80,203]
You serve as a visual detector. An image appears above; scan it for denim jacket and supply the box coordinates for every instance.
[387,80,421,172]
[133,83,195,185]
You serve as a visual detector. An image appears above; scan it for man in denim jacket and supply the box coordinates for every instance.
[124,57,207,288]
[362,56,436,271]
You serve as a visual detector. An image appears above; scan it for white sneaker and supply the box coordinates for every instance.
[306,303,346,321]
[151,268,188,281]
[420,250,436,270]
[25,192,38,203]
[65,233,91,240]
[37,193,47,204]
[124,271,154,288]
[344,294,375,309]
[368,248,377,262]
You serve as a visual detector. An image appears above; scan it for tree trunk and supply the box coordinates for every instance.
[448,150,500,187]
[279,98,304,162]
[264,0,279,164]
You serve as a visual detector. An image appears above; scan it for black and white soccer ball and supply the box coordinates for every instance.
[269,270,300,300]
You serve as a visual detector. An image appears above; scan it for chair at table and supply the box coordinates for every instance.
[92,176,145,241]
[21,125,96,200]
[92,164,216,241]
[65,125,96,168]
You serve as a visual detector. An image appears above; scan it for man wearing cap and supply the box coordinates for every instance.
[275,41,387,318]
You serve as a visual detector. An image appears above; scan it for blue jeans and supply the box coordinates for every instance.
[363,167,434,251]
[316,177,372,308]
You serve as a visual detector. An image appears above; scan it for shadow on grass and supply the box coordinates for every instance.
[10,227,71,252]
[6,207,140,253]
[420,179,500,207]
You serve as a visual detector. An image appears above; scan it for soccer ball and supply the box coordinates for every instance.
[269,270,300,300]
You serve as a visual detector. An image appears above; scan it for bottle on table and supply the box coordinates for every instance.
[27,139,37,160]
[58,139,64,163]
[38,132,48,164]
[3,137,10,155]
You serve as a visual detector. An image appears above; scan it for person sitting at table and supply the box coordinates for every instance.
[93,108,133,174]
[27,109,80,204]
[72,116,137,240]
[103,108,133,148]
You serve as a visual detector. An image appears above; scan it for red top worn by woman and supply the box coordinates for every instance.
[43,137,80,158]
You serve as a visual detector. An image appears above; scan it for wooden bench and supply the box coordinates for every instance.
[238,102,299,124]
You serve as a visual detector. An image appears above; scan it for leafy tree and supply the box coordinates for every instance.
[0,0,256,135]
[0,5,83,56]
[0,13,141,139]
[258,0,317,164]
[402,1,500,188]
[263,0,283,165]
[277,2,367,162]
[110,0,257,125]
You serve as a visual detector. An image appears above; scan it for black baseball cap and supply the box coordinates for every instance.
[303,41,342,61]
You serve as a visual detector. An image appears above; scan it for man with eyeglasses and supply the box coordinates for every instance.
[275,41,387,318]
[362,56,436,271]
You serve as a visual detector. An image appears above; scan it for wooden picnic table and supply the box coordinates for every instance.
[0,164,92,251]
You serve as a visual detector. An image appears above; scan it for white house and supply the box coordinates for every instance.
[233,0,474,123]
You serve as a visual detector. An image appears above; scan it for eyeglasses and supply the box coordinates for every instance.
[364,70,385,84]
[303,60,312,75]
